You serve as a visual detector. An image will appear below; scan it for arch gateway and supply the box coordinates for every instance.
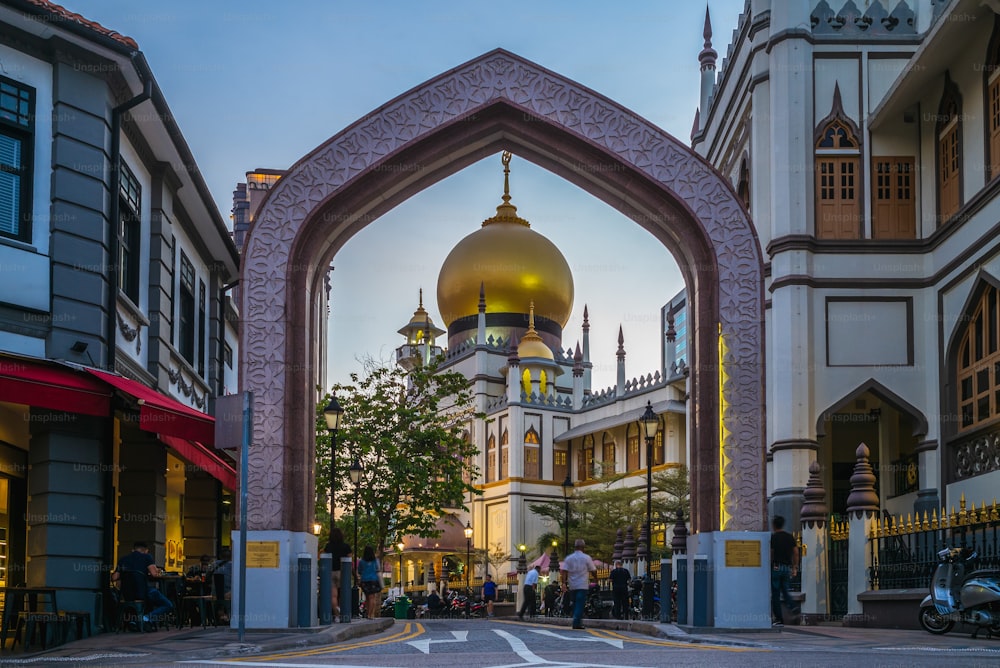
[239,50,765,626]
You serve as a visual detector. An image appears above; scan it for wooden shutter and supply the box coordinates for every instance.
[991,72,1000,179]
[938,121,960,223]
[816,156,860,239]
[872,157,916,239]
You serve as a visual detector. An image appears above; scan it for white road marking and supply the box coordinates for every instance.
[0,654,150,664]
[488,629,643,668]
[874,646,1000,653]
[528,629,623,649]
[408,630,469,653]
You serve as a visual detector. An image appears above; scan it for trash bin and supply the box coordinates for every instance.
[394,596,410,620]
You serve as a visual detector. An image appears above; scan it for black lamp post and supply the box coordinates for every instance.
[561,475,573,557]
[463,522,473,596]
[323,396,344,536]
[640,400,658,577]
[349,459,363,617]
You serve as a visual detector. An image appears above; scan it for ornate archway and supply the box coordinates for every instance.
[241,49,764,535]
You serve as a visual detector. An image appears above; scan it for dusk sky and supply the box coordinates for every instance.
[80,1,747,389]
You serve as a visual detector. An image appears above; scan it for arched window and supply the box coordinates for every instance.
[579,434,595,481]
[937,73,962,224]
[626,424,640,472]
[815,84,862,239]
[521,369,531,397]
[539,370,548,396]
[524,426,540,480]
[957,282,1000,431]
[500,429,509,479]
[601,432,615,474]
[736,156,750,210]
[553,445,568,482]
[487,433,496,482]
[654,424,664,465]
[985,16,1000,181]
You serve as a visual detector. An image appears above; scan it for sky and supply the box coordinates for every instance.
[78,0,748,390]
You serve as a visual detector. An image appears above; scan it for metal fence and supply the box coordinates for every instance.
[829,519,849,617]
[868,496,1000,590]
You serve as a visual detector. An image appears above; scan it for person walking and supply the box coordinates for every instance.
[560,538,596,629]
[357,545,382,620]
[323,527,352,619]
[482,573,497,617]
[608,559,631,620]
[770,515,799,627]
[518,564,541,620]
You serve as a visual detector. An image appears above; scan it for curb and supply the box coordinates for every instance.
[177,618,395,659]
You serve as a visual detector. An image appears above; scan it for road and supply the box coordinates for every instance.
[155,619,1000,668]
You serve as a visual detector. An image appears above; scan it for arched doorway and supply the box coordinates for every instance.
[240,50,765,541]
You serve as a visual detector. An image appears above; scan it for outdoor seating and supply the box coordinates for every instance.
[115,570,150,632]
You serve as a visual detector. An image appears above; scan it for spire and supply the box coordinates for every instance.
[572,342,584,377]
[418,287,423,310]
[617,325,626,360]
[582,305,590,331]
[478,281,486,313]
[699,5,717,69]
[482,151,530,227]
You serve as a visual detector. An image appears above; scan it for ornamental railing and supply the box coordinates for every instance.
[868,495,1000,590]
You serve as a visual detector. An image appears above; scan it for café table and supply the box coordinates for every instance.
[0,587,58,650]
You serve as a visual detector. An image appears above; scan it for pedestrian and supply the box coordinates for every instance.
[543,581,559,617]
[518,564,541,620]
[323,527,351,619]
[482,573,497,617]
[770,515,799,627]
[609,559,631,620]
[357,545,382,620]
[560,538,596,629]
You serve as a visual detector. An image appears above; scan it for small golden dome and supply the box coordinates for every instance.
[437,152,574,327]
[517,303,554,360]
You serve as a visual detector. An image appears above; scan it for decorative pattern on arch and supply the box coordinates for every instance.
[242,49,764,533]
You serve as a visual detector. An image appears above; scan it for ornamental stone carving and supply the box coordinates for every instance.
[242,49,764,533]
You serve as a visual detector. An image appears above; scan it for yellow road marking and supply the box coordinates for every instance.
[588,628,765,653]
[226,622,425,662]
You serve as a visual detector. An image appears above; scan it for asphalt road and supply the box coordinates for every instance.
[146,619,1000,668]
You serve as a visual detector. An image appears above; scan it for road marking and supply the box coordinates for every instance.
[488,629,643,668]
[0,653,150,664]
[874,646,1000,653]
[528,629,622,648]
[408,630,469,653]
[216,622,424,662]
[588,628,764,653]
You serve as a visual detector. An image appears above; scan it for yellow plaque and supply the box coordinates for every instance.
[725,540,761,567]
[246,541,280,568]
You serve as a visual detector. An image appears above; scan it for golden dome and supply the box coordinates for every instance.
[437,152,574,327]
[517,303,554,360]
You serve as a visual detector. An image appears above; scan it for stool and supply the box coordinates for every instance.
[180,595,214,628]
[59,611,92,643]
[13,612,64,651]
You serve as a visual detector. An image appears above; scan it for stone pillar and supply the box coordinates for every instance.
[845,443,879,622]
[118,435,167,560]
[621,525,637,576]
[425,561,435,593]
[799,461,829,624]
[914,438,940,516]
[636,523,649,577]
[612,528,623,562]
[183,473,219,565]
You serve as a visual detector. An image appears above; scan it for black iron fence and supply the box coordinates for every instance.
[868,496,1000,590]
[830,519,849,617]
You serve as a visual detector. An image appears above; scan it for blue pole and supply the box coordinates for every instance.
[340,556,352,623]
[238,391,251,641]
[297,554,312,627]
[319,554,333,624]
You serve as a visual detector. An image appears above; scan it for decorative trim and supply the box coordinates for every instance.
[770,440,820,453]
[116,311,141,355]
[166,366,206,410]
[952,429,1000,480]
[914,439,938,454]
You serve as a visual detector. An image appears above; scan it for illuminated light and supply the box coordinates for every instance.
[718,323,731,530]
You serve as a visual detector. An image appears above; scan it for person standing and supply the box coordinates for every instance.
[770,515,799,627]
[560,538,596,629]
[517,564,541,620]
[357,545,382,619]
[608,559,631,620]
[323,528,352,618]
[482,573,497,617]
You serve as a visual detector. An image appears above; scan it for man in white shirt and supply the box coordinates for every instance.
[518,565,541,620]
[560,539,597,629]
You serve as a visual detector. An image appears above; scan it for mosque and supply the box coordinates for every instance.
[390,152,689,583]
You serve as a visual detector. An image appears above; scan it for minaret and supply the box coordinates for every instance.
[395,289,444,371]
[581,305,593,391]
[616,325,626,396]
[572,342,584,408]
[476,282,487,345]
[506,336,521,403]
[698,6,718,130]
[665,310,677,376]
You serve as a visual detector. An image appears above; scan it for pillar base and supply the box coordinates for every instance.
[231,530,318,628]
[687,531,771,629]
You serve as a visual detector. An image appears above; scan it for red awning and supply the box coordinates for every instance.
[0,357,111,416]
[85,369,215,445]
[159,434,236,490]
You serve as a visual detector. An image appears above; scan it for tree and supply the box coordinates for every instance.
[315,357,482,557]
[484,542,511,578]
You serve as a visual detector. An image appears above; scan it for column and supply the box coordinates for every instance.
[845,444,878,622]
[799,461,829,624]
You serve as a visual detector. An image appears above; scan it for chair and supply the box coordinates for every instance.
[115,569,149,632]
[212,573,230,625]
[180,576,213,628]
[5,589,60,651]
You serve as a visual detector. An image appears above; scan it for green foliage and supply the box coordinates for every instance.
[315,357,482,556]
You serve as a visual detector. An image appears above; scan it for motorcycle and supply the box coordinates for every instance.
[919,546,1000,638]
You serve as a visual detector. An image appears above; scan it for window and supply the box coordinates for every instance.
[0,76,33,242]
[198,280,206,377]
[654,429,664,465]
[553,448,567,482]
[601,432,615,474]
[872,157,916,239]
[223,342,233,368]
[627,431,640,472]
[169,241,176,343]
[579,435,595,481]
[500,429,509,480]
[815,113,861,239]
[179,252,195,364]
[985,16,1000,180]
[736,157,750,210]
[937,74,962,224]
[118,162,141,303]
[957,283,1000,431]
[486,433,496,482]
[524,447,539,480]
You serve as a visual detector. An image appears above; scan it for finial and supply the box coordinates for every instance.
[482,151,530,227]
[418,287,423,309]
[478,282,486,312]
[528,300,536,332]
[698,6,717,68]
[703,5,713,46]
[583,304,590,330]
[617,325,626,359]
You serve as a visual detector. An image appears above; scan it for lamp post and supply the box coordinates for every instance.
[561,475,573,558]
[463,522,473,617]
[323,396,344,536]
[397,541,405,590]
[349,459,363,617]
[640,400,658,577]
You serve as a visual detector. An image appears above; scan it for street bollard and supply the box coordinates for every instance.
[340,556,352,623]
[642,575,655,619]
[660,558,671,623]
[297,553,312,627]
[319,554,332,625]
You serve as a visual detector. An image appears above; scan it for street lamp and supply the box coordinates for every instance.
[550,539,559,575]
[561,475,573,558]
[640,400,658,577]
[397,541,405,589]
[323,396,344,535]
[349,459,363,617]
[464,522,473,617]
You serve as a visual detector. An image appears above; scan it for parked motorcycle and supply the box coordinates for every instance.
[919,546,1000,638]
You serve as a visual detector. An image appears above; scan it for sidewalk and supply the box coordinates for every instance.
[0,617,394,665]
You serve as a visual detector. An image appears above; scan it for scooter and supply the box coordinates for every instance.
[919,546,1000,638]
